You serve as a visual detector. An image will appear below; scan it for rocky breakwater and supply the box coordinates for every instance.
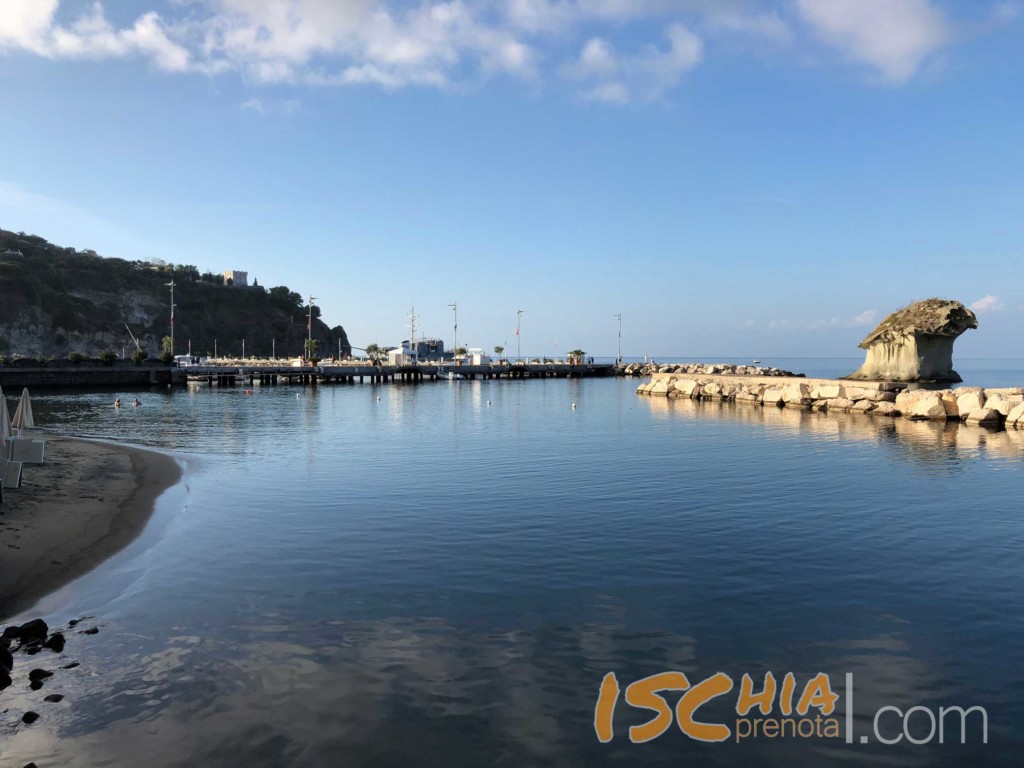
[637,373,1024,431]
[622,362,800,377]
[891,387,1024,428]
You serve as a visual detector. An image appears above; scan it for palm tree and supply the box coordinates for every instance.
[568,349,586,364]
[304,338,320,361]
[494,345,504,360]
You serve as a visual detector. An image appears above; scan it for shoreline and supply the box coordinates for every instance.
[0,435,182,622]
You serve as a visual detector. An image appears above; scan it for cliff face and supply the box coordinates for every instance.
[845,298,978,382]
[0,228,350,359]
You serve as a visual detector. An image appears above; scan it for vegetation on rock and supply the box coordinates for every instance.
[0,228,351,360]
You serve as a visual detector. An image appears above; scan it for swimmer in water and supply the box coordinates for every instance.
[114,399,121,408]
[132,398,141,407]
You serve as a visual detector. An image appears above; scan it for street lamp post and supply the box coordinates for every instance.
[408,305,418,364]
[516,309,523,362]
[165,279,176,356]
[614,313,622,365]
[448,301,458,362]
[307,295,318,362]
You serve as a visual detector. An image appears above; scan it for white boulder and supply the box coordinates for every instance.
[965,408,1002,426]
[908,392,948,421]
[955,389,986,416]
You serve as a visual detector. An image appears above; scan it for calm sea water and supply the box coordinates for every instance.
[2,361,1023,767]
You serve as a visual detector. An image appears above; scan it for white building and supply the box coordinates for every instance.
[464,348,491,365]
[223,270,248,287]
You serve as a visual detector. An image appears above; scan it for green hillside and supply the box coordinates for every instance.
[0,228,350,360]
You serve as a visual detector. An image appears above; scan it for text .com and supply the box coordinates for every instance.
[594,672,988,746]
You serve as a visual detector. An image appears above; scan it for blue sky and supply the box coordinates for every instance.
[1,0,1021,359]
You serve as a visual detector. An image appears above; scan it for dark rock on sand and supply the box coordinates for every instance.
[28,669,53,682]
[0,671,11,691]
[22,711,40,724]
[1,646,13,672]
[62,661,80,669]
[44,693,64,703]
[81,627,99,635]
[13,619,49,644]
[43,633,66,653]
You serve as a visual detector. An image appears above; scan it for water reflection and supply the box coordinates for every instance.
[2,611,1013,767]
[643,397,1024,466]
[3,379,1021,767]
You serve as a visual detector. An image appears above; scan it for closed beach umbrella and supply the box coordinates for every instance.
[0,387,10,440]
[0,387,10,452]
[12,387,34,430]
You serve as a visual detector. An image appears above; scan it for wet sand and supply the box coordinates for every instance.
[0,436,181,621]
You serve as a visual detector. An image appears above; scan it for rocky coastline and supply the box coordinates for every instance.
[621,362,801,377]
[637,373,1024,430]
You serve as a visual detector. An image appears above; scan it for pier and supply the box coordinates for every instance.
[183,362,617,387]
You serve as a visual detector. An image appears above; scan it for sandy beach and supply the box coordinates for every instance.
[0,436,181,622]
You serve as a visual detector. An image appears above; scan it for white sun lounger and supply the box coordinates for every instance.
[0,458,23,490]
[8,437,45,464]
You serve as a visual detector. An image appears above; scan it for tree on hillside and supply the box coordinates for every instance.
[268,286,302,311]
[175,264,200,282]
[201,271,224,285]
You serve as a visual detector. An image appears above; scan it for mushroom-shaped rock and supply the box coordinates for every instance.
[845,299,978,382]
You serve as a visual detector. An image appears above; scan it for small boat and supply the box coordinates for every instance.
[752,359,761,365]
[437,369,465,381]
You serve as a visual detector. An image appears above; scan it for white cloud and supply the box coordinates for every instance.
[565,37,618,79]
[795,0,951,83]
[567,23,703,104]
[0,0,976,96]
[583,81,630,104]
[970,295,1005,312]
[993,2,1023,23]
[0,0,57,55]
[196,0,538,87]
[241,97,300,115]
[504,0,654,33]
[0,0,192,72]
[704,9,792,44]
[639,23,704,93]
[849,309,878,326]
[764,309,878,331]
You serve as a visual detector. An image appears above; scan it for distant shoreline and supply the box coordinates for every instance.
[0,436,182,622]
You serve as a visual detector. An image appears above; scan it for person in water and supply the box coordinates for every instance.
[132,398,141,407]
[114,399,122,408]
